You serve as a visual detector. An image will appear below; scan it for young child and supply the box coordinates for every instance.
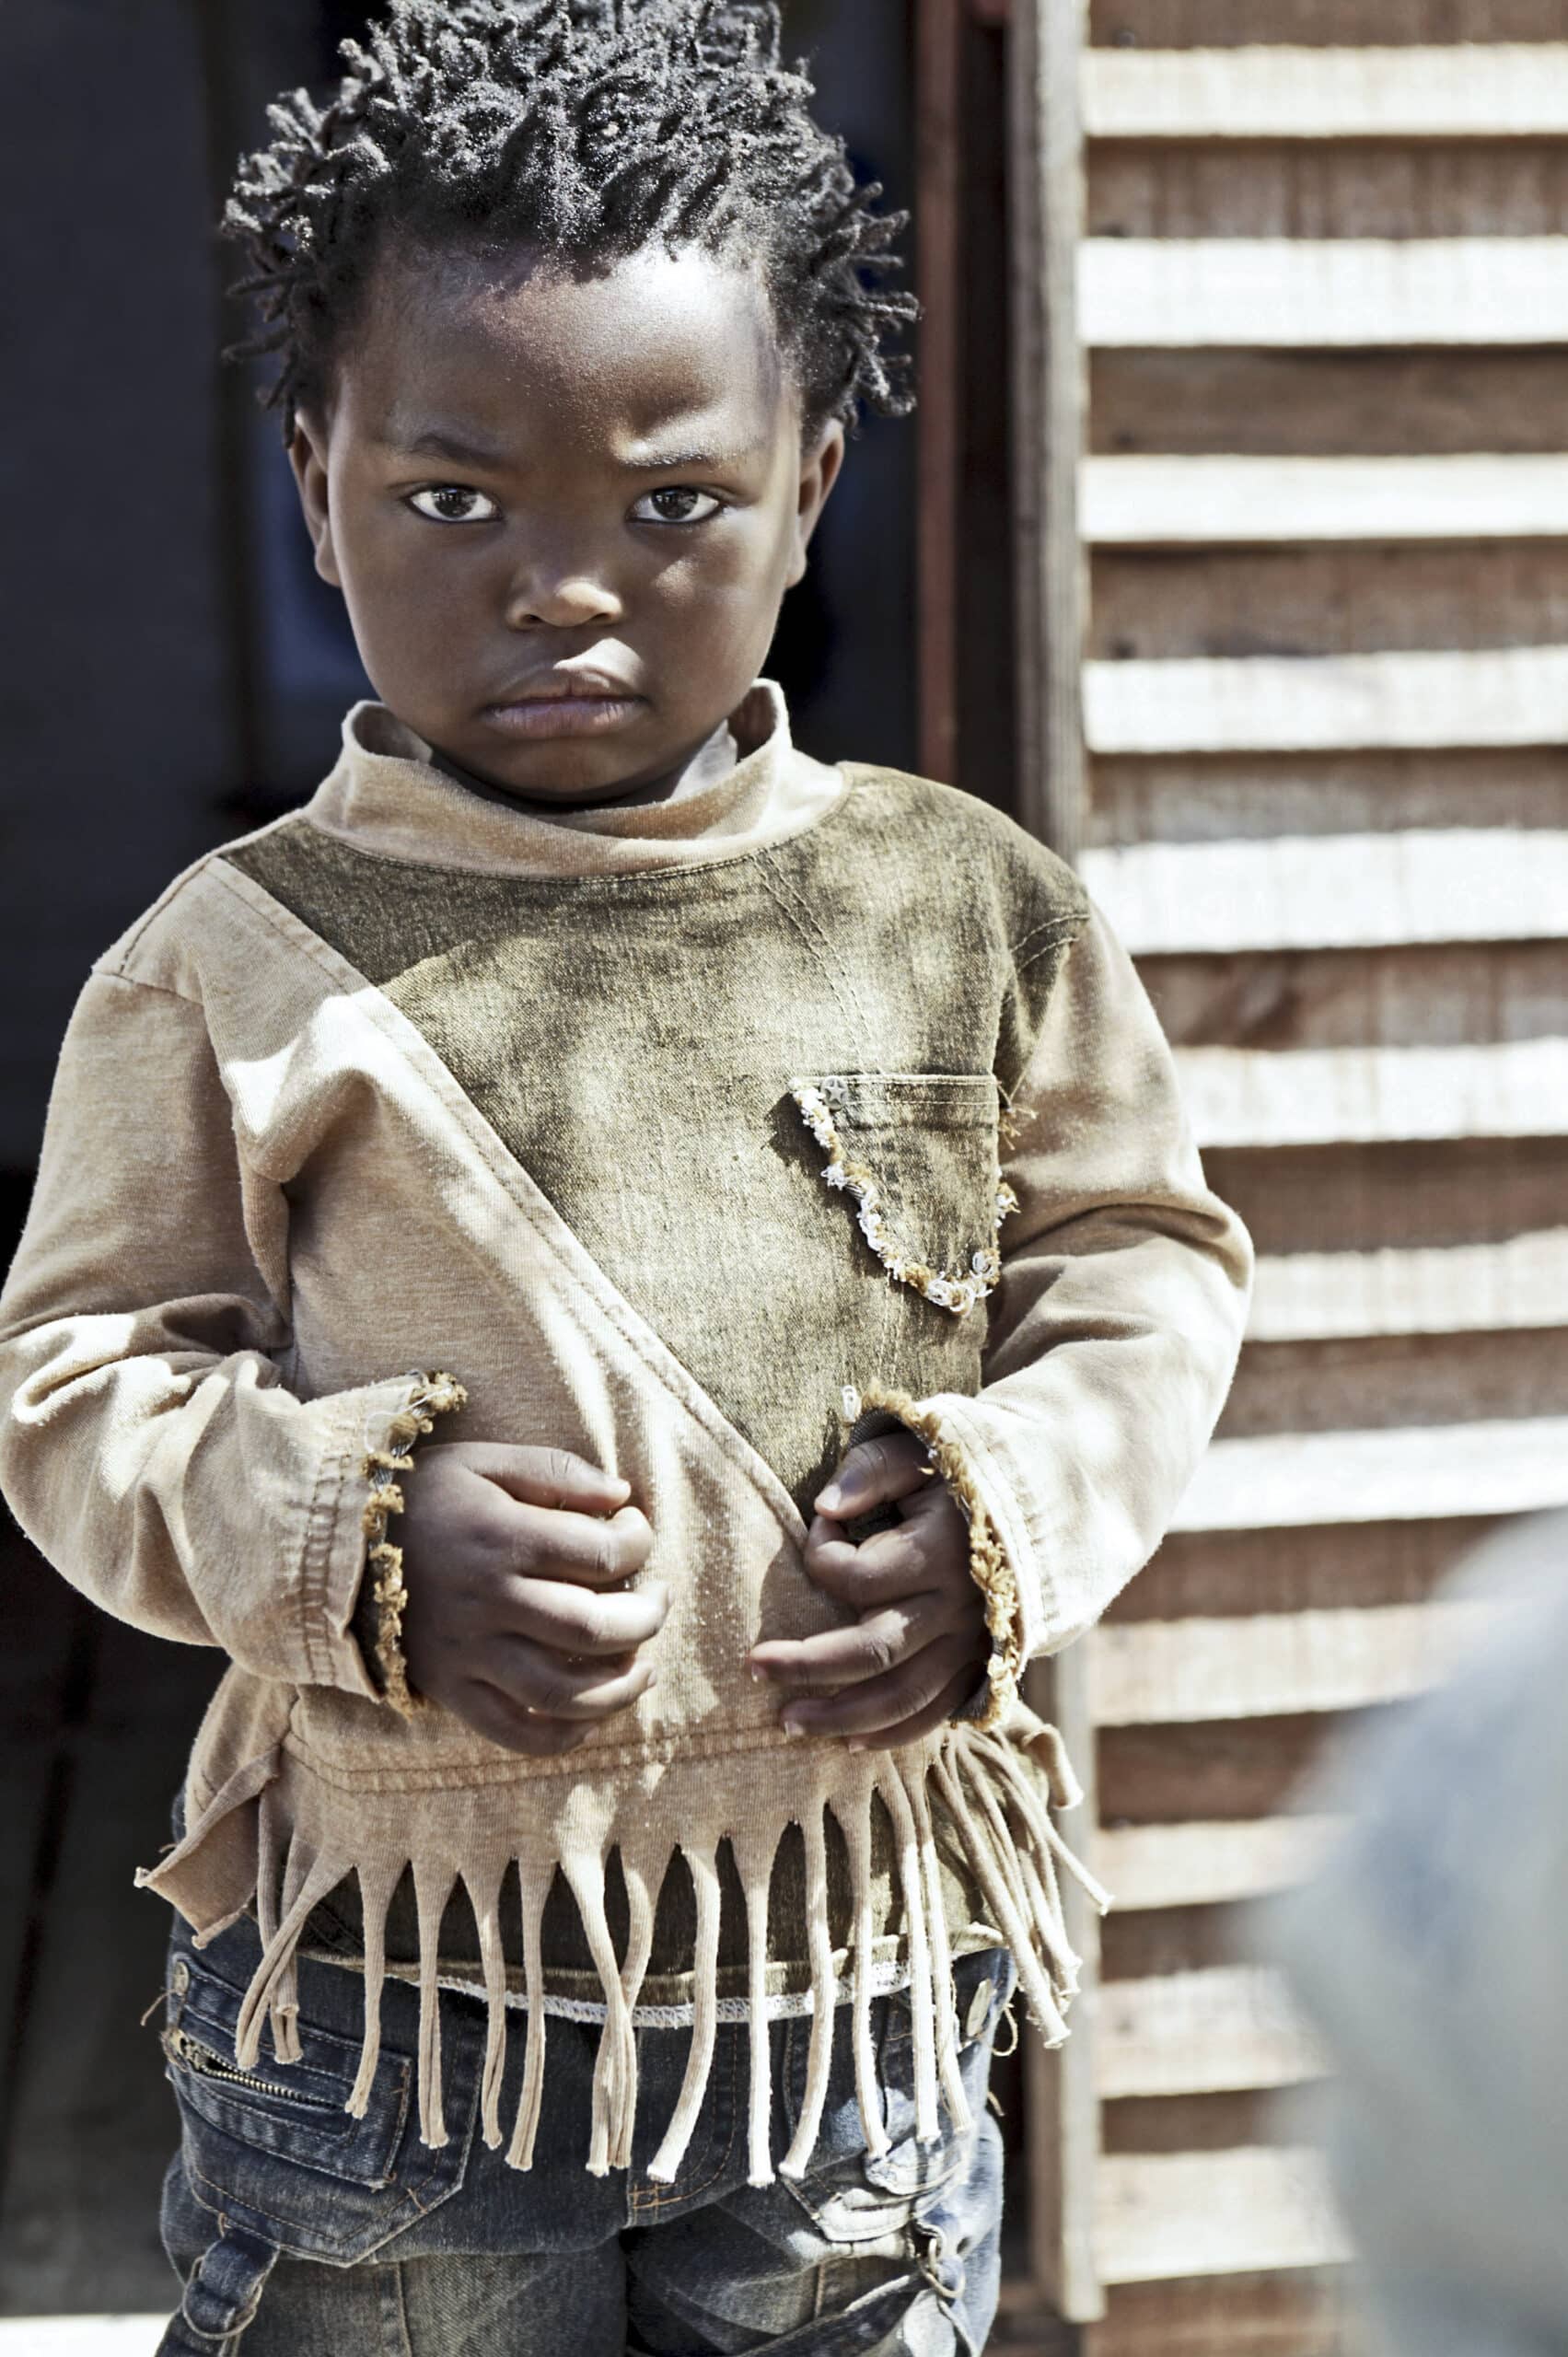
[0,6,1250,2351]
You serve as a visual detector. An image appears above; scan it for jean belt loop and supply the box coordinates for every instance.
[157,2218,280,2353]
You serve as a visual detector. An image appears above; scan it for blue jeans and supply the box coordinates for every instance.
[157,1910,1014,2355]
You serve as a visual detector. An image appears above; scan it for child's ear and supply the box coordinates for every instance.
[787,419,846,586]
[288,412,343,588]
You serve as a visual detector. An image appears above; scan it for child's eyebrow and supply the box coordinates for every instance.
[384,427,509,470]
[622,446,762,473]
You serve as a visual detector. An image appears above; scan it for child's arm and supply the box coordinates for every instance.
[0,970,661,1735]
[751,900,1252,1736]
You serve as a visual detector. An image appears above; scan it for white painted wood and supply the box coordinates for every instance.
[1080,830,1568,953]
[0,2328,167,2356]
[1097,1966,1326,2100]
[1084,645,1568,755]
[1171,1420,1568,1537]
[1081,238,1568,350]
[1086,1600,1495,1725]
[1081,455,1568,546]
[1097,2147,1351,2284]
[1083,45,1568,143]
[1249,1231,1568,1341]
[1096,1815,1343,1910]
[1176,1039,1568,1150]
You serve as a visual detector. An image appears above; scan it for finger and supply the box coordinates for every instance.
[452,1681,591,1759]
[815,1434,935,1521]
[850,1668,983,1752]
[470,1444,633,1517]
[750,1596,947,1695]
[507,1579,669,1656]
[506,1502,655,1589]
[801,1515,942,1607]
[781,1637,980,1742]
[486,1643,657,1722]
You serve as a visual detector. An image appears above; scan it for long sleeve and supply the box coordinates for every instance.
[0,969,455,1696]
[865,900,1251,1689]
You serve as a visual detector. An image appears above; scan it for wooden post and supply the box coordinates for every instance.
[1008,0,1089,862]
[915,0,966,785]
[1027,1645,1106,2324]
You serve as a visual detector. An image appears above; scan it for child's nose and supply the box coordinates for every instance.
[504,549,624,632]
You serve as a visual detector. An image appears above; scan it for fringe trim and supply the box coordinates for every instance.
[790,1081,1018,1318]
[855,1386,1026,1734]
[204,1717,1106,2190]
[359,1373,469,1717]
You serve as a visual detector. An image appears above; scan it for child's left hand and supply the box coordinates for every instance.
[747,1432,990,1747]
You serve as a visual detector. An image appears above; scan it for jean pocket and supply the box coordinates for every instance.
[165,1935,470,2263]
[789,1073,1014,1318]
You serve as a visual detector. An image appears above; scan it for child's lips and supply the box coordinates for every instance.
[480,691,646,740]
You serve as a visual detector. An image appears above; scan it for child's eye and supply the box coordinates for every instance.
[407,486,502,525]
[631,487,725,527]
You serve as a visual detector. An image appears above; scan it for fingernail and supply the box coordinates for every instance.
[846,1738,868,1754]
[817,1483,845,1513]
[783,1715,807,1740]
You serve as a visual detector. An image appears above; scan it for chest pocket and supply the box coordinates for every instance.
[790,1073,1015,1318]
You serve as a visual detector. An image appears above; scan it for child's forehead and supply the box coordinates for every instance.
[343,239,794,454]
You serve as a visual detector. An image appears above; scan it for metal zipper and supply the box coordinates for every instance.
[163,2024,339,2111]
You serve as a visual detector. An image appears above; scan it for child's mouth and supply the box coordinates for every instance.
[481,694,646,741]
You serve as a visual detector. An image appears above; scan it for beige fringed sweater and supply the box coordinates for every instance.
[0,685,1250,2186]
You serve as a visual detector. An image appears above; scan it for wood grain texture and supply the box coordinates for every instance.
[1110,1518,1489,1624]
[1091,749,1568,851]
[1172,1418,1568,1531]
[1207,1137,1568,1260]
[1086,1598,1496,1723]
[1097,2146,1351,2284]
[1085,44,1568,140]
[1099,1715,1363,1826]
[1082,236,1568,346]
[1091,138,1568,243]
[1092,348,1568,458]
[1086,645,1568,753]
[1248,1230,1568,1339]
[1090,1,1568,49]
[1097,1968,1326,2099]
[1083,454,1568,544]
[1085,2268,1365,2357]
[1096,1816,1343,1910]
[1174,1038,1568,1146]
[1082,829,1568,952]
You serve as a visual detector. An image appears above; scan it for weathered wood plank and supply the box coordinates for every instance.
[1091,0,1568,50]
[1091,749,1568,856]
[1176,1039,1568,1148]
[1098,1967,1326,2100]
[1082,829,1568,952]
[1177,1417,1568,1531]
[1249,1230,1568,1340]
[1083,2268,1365,2357]
[1082,236,1568,347]
[1096,1815,1343,1910]
[1086,1598,1494,1724]
[1097,2146,1351,2284]
[1083,44,1568,140]
[1086,645,1568,754]
[1082,454,1568,545]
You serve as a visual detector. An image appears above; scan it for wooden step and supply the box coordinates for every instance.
[1249,1231,1568,1341]
[1081,237,1568,349]
[1080,830,1568,953]
[1176,1039,1568,1150]
[1096,1815,1343,1911]
[1097,2147,1351,2285]
[1081,454,1568,546]
[1084,645,1568,755]
[1098,1967,1325,2101]
[1086,1598,1494,1725]
[1082,44,1568,143]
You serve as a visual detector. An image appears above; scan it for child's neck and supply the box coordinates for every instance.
[428,718,740,818]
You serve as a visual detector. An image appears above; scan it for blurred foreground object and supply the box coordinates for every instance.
[1279,1512,1568,2356]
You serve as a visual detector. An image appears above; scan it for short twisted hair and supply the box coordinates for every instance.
[223,0,917,439]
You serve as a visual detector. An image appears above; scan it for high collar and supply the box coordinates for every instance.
[298,681,847,879]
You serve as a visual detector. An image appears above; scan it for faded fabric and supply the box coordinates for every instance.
[0,685,1250,2183]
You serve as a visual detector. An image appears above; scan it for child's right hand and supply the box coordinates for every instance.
[397,1443,662,1757]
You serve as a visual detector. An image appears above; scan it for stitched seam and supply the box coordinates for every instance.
[754,852,878,1061]
[279,1716,885,1790]
[203,859,810,1547]
[85,965,203,1009]
[1008,914,1086,972]
[749,858,873,1064]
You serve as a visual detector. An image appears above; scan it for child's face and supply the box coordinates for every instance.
[290,241,844,802]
